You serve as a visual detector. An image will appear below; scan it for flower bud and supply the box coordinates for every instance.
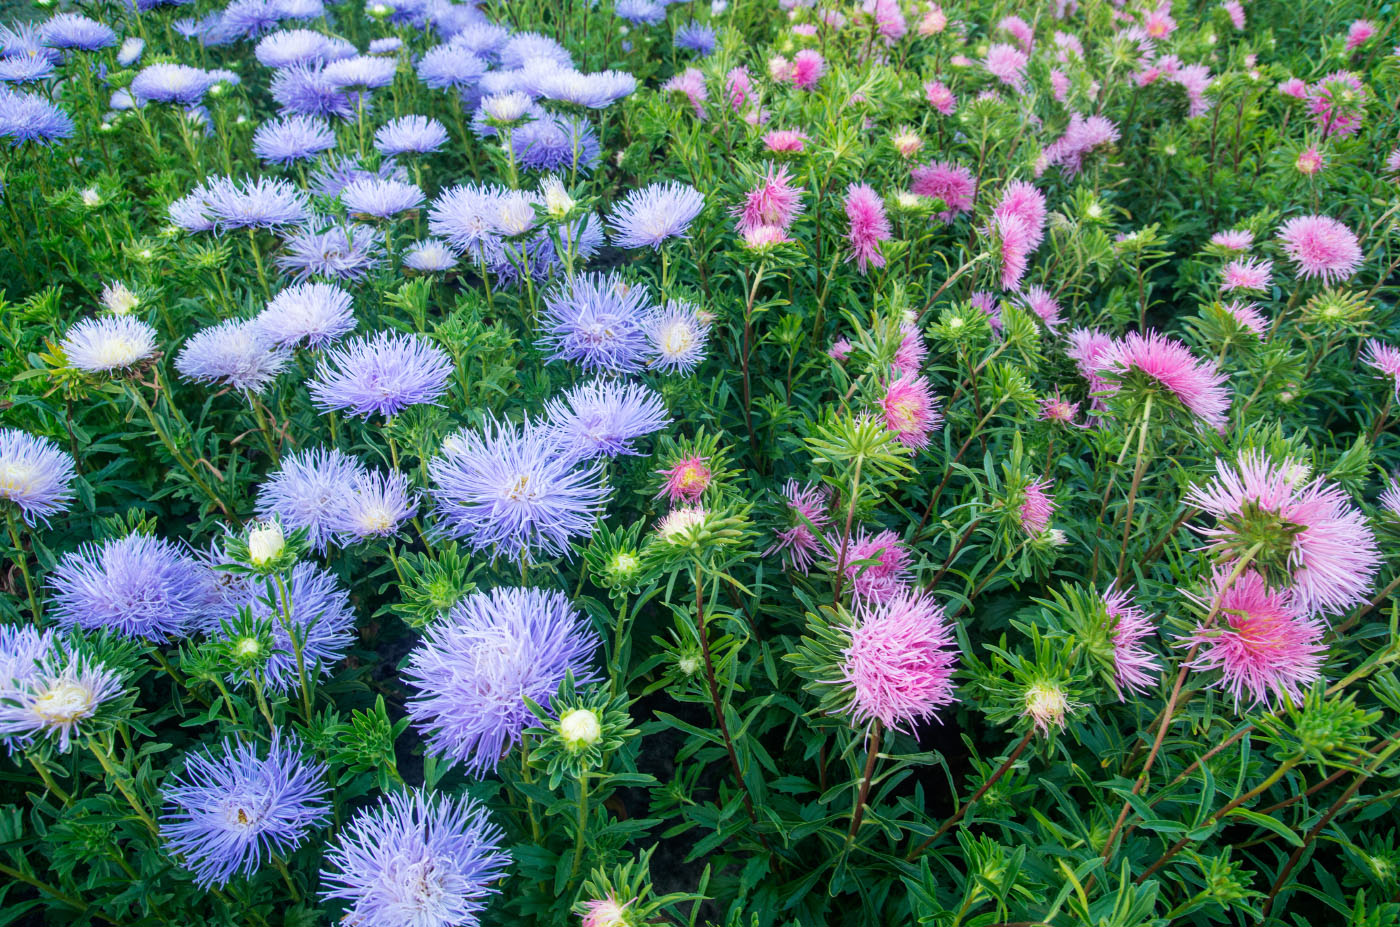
[559,708,602,750]
[248,521,285,567]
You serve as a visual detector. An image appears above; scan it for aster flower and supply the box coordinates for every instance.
[1277,215,1362,286]
[1295,147,1324,176]
[277,223,385,281]
[341,178,426,219]
[309,332,452,419]
[252,114,336,165]
[429,417,611,561]
[984,42,1028,92]
[1220,257,1273,293]
[844,183,891,273]
[1102,585,1160,698]
[0,89,73,146]
[1021,286,1063,329]
[256,447,366,552]
[321,790,509,927]
[791,49,824,89]
[1210,229,1254,251]
[765,481,831,573]
[1379,476,1400,518]
[161,736,330,887]
[1066,333,1113,384]
[0,56,56,84]
[1018,478,1055,535]
[416,45,488,90]
[0,653,124,753]
[204,176,311,231]
[1186,450,1381,617]
[175,319,291,396]
[510,113,601,174]
[840,591,958,731]
[880,372,941,449]
[1023,681,1072,734]
[606,182,705,250]
[538,69,637,109]
[404,587,600,770]
[1182,569,1325,708]
[130,64,223,106]
[1220,300,1267,337]
[427,182,508,261]
[403,238,458,272]
[657,456,711,505]
[256,282,355,349]
[1039,389,1080,424]
[1097,330,1231,430]
[661,68,708,118]
[910,160,975,223]
[0,626,56,751]
[39,13,116,51]
[270,64,356,119]
[48,533,210,641]
[1363,340,1400,397]
[581,897,632,927]
[219,561,356,692]
[923,79,956,115]
[0,429,76,525]
[1345,19,1375,50]
[615,0,666,23]
[893,320,927,374]
[646,301,711,374]
[1307,71,1366,138]
[843,528,911,603]
[674,21,717,56]
[375,114,448,155]
[544,380,670,461]
[60,316,157,375]
[538,272,654,374]
[331,470,419,543]
[322,54,398,89]
[1037,113,1119,177]
[733,164,804,234]
[763,129,808,153]
[255,29,356,68]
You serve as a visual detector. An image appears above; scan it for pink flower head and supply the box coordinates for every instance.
[1099,330,1231,430]
[844,183,891,273]
[1362,340,1400,397]
[1049,70,1071,103]
[891,126,923,158]
[1038,113,1119,177]
[1171,62,1214,117]
[657,456,712,505]
[998,14,1034,53]
[1053,30,1085,63]
[792,23,818,37]
[1182,568,1325,707]
[1380,475,1400,518]
[829,337,853,361]
[1022,285,1063,328]
[1018,478,1055,535]
[911,160,975,223]
[1220,300,1267,337]
[970,291,1003,331]
[1143,4,1175,38]
[763,129,808,153]
[582,896,632,927]
[768,55,795,83]
[880,372,941,448]
[923,79,956,114]
[740,224,793,250]
[1220,257,1273,294]
[1295,146,1324,175]
[662,68,708,119]
[843,528,911,602]
[1103,585,1161,698]
[734,163,805,233]
[1186,450,1382,617]
[1384,147,1400,176]
[1067,327,1116,378]
[1307,71,1366,138]
[989,213,1032,289]
[765,480,831,573]
[743,106,771,127]
[1221,0,1244,29]
[993,181,1047,250]
[792,49,825,89]
[1277,215,1362,286]
[1346,19,1375,51]
[1039,389,1080,424]
[1277,77,1309,100]
[864,0,907,43]
[840,590,959,731]
[893,320,927,374]
[984,42,1029,93]
[726,66,753,110]
[917,4,947,34]
[1210,229,1254,251]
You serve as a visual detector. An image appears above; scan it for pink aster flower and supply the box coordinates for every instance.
[765,480,832,573]
[989,212,1033,289]
[763,129,808,153]
[1295,146,1324,175]
[1053,30,1085,63]
[1182,568,1325,708]
[1346,19,1375,51]
[1103,585,1161,698]
[1050,70,1070,102]
[1220,257,1273,294]
[1171,63,1214,117]
[880,372,941,448]
[1220,300,1267,337]
[970,291,1003,332]
[1098,330,1231,429]
[1023,681,1073,734]
[733,163,805,234]
[1018,478,1055,535]
[1039,389,1080,424]
[1221,0,1244,29]
[1362,340,1400,397]
[893,320,927,374]
[582,896,632,927]
[1210,229,1254,251]
[998,14,1034,53]
[840,590,959,731]
[910,160,975,222]
[993,181,1047,250]
[842,528,912,602]
[923,79,956,115]
[740,224,793,250]
[984,42,1029,93]
[917,4,947,35]
[662,68,708,119]
[865,0,907,43]
[1143,4,1175,38]
[829,337,853,361]
[1186,450,1382,617]
[725,67,752,110]
[1380,476,1400,517]
[1307,71,1366,138]
[891,126,923,158]
[1277,215,1362,286]
[768,55,795,83]
[1277,77,1309,100]
[792,49,825,89]
[792,23,818,37]
[1038,113,1119,177]
[1022,286,1063,328]
[1386,147,1400,177]
[657,456,712,505]
[844,183,891,273]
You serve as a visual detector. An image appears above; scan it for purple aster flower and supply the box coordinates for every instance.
[0,56,56,84]
[0,626,56,752]
[646,300,710,373]
[537,69,636,108]
[499,32,572,70]
[256,281,356,349]
[429,417,611,561]
[368,37,402,54]
[308,153,406,197]
[252,114,337,165]
[271,64,356,119]
[322,54,398,89]
[218,561,356,691]
[445,21,509,59]
[544,379,670,461]
[255,447,366,552]
[161,736,330,887]
[403,238,457,272]
[255,28,356,68]
[427,182,507,261]
[277,223,384,281]
[0,89,73,146]
[538,271,654,374]
[204,175,310,230]
[615,0,666,25]
[168,181,222,232]
[117,37,144,67]
[0,23,59,63]
[511,113,600,174]
[0,651,124,753]
[404,587,600,770]
[60,315,157,374]
[331,469,418,542]
[415,45,487,89]
[0,428,76,525]
[478,90,532,123]
[320,790,509,927]
[309,331,453,419]
[1103,585,1160,698]
[374,114,448,155]
[39,13,116,51]
[130,64,221,105]
[340,177,426,219]
[175,319,291,395]
[606,181,705,250]
[674,21,718,55]
[48,533,210,640]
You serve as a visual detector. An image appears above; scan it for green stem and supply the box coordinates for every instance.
[4,509,40,622]
[569,770,590,881]
[86,736,161,842]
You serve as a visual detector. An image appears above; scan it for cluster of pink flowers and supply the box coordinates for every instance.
[988,181,1047,290]
[863,0,906,43]
[769,50,825,89]
[1037,113,1120,177]
[734,163,804,246]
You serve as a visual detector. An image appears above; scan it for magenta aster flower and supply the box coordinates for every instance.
[1362,340,1400,397]
[1186,450,1381,617]
[984,42,1028,92]
[842,528,911,603]
[880,372,941,449]
[1018,478,1055,535]
[1277,215,1362,286]
[656,456,711,505]
[840,591,958,731]
[1022,286,1063,329]
[1103,585,1160,697]
[843,183,890,273]
[1221,300,1267,337]
[1098,330,1231,430]
[1182,568,1325,708]
[893,320,927,374]
[791,49,824,89]
[1345,19,1375,51]
[765,480,831,573]
[1380,476,1400,518]
[910,160,975,223]
[1039,390,1080,424]
[733,163,804,234]
[1307,71,1366,138]
[923,79,955,115]
[1220,257,1273,293]
[762,129,808,153]
[1210,229,1253,251]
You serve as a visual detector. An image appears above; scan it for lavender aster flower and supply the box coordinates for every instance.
[0,626,55,752]
[538,271,654,374]
[545,380,670,461]
[368,37,402,54]
[320,790,509,927]
[374,114,448,155]
[332,470,419,542]
[130,64,221,105]
[674,21,718,55]
[646,300,710,373]
[322,54,398,89]
[161,736,330,887]
[446,21,509,59]
[403,238,457,272]
[537,69,636,108]
[256,281,355,349]
[168,183,219,232]
[308,153,408,197]
[0,428,76,525]
[205,176,311,230]
[175,319,291,395]
[0,89,73,146]
[615,0,666,25]
[48,533,210,640]
[271,64,356,119]
[255,29,356,68]
[415,45,487,89]
[0,23,59,63]
[252,114,337,165]
[404,587,600,769]
[0,56,56,84]
[309,331,453,419]
[277,223,384,281]
[255,447,367,552]
[428,182,507,261]
[117,37,144,67]
[60,315,157,374]
[511,113,600,174]
[478,90,532,123]
[340,177,426,219]
[39,13,116,51]
[0,652,124,753]
[499,32,572,70]
[606,182,705,250]
[217,561,355,691]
